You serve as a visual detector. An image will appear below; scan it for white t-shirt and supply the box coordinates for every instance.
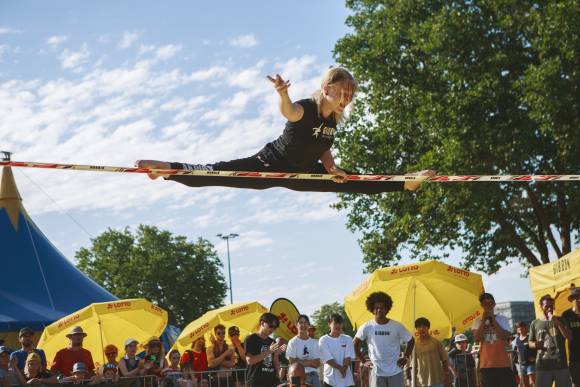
[319,334,355,387]
[355,319,412,377]
[286,336,321,373]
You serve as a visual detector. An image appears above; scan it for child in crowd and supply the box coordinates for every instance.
[411,317,449,387]
[448,334,476,387]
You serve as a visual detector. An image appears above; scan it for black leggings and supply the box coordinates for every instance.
[172,155,331,174]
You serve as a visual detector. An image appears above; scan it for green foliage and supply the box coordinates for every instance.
[333,0,579,273]
[311,302,355,338]
[75,225,228,327]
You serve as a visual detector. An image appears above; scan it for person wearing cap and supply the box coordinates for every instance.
[90,363,119,385]
[13,352,58,385]
[472,292,516,387]
[59,362,90,384]
[9,327,47,371]
[448,334,475,387]
[118,338,143,377]
[563,287,580,387]
[51,326,95,377]
[529,294,573,387]
[139,336,165,377]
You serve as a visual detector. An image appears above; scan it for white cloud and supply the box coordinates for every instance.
[0,26,22,35]
[155,44,182,61]
[58,43,90,72]
[118,31,140,49]
[46,35,68,47]
[229,34,258,48]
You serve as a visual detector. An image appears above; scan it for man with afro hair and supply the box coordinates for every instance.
[354,292,414,387]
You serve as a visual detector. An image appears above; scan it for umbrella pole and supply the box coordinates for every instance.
[411,281,417,387]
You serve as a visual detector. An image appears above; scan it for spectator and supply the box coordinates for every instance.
[59,362,90,384]
[207,324,236,382]
[161,350,184,387]
[180,337,208,386]
[118,339,142,377]
[319,314,355,387]
[472,293,516,387]
[97,345,119,375]
[512,321,536,387]
[10,327,48,371]
[1,346,17,387]
[139,337,165,377]
[287,315,322,387]
[448,334,476,387]
[354,291,414,387]
[245,312,286,387]
[18,352,58,384]
[529,294,572,387]
[411,317,449,387]
[228,326,247,385]
[51,326,95,377]
[99,363,119,383]
[278,363,308,387]
[562,287,580,387]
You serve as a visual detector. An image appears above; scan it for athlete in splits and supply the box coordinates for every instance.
[137,67,434,191]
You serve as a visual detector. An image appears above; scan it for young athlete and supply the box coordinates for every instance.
[137,67,433,190]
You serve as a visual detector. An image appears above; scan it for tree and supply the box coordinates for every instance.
[76,225,228,326]
[311,302,355,338]
[333,0,579,273]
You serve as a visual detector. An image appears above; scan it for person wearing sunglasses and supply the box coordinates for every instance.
[228,326,247,386]
[207,325,236,383]
[245,313,287,387]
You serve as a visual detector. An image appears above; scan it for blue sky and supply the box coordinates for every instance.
[1,0,534,319]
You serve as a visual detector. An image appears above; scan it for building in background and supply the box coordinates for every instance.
[495,301,535,330]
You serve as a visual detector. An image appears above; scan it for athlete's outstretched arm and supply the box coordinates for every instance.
[267,74,304,122]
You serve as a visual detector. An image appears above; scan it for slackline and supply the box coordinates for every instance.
[1,160,578,195]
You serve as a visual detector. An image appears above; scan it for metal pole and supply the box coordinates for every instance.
[226,237,233,304]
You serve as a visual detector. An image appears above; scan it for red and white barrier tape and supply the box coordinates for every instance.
[1,161,579,182]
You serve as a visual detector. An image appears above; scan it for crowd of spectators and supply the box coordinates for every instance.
[0,287,578,387]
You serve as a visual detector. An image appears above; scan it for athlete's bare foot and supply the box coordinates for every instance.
[404,169,436,191]
[135,160,171,180]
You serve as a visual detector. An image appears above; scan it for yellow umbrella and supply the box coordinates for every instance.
[38,299,168,367]
[529,248,580,317]
[172,301,267,353]
[345,260,484,339]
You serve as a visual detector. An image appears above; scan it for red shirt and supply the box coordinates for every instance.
[51,348,95,376]
[180,350,208,372]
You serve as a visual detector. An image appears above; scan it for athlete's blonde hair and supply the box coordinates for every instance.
[312,67,357,123]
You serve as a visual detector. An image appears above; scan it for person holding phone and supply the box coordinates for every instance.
[529,295,573,387]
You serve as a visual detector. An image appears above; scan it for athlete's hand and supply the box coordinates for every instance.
[135,160,171,180]
[267,74,291,95]
[328,166,348,183]
[403,169,436,191]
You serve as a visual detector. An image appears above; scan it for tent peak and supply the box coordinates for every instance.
[0,166,25,230]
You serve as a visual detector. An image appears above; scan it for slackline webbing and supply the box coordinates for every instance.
[1,161,579,182]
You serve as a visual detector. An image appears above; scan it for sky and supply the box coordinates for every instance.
[0,0,536,321]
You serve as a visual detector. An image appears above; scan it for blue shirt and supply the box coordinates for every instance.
[10,348,47,370]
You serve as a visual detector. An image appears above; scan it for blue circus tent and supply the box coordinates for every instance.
[0,166,117,333]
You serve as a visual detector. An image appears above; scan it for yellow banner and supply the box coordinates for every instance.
[270,298,300,341]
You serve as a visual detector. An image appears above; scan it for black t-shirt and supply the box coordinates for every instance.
[244,333,276,387]
[263,98,336,171]
[563,308,580,363]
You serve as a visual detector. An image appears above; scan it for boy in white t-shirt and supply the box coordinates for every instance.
[287,314,322,387]
[319,314,356,387]
[354,292,414,387]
